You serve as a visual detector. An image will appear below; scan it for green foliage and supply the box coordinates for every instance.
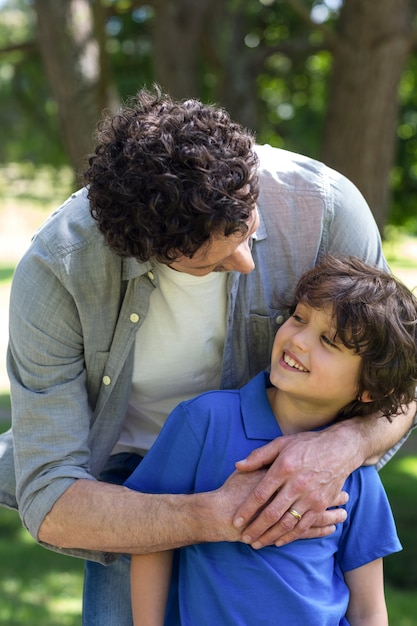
[0,1,68,168]
[0,162,74,205]
[390,54,417,234]
[0,0,416,230]
[386,585,417,626]
[383,226,417,268]
[0,393,11,412]
[106,3,155,100]
[380,451,417,589]
[258,49,331,155]
[0,265,14,285]
[252,0,337,154]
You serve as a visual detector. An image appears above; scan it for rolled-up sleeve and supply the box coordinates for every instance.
[8,243,95,540]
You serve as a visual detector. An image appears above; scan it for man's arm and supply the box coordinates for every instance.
[38,405,413,554]
[37,470,270,553]
[38,466,347,553]
[232,403,415,548]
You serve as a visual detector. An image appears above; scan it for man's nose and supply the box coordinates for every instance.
[223,241,255,274]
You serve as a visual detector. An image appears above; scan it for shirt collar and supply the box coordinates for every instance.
[240,372,282,440]
[122,257,153,281]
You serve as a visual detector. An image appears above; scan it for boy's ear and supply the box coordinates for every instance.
[358,390,374,403]
[358,389,394,403]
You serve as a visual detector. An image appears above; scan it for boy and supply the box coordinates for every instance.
[125,256,417,625]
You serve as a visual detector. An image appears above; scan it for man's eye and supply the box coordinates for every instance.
[321,335,336,347]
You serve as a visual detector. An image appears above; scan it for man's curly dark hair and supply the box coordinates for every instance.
[84,86,259,262]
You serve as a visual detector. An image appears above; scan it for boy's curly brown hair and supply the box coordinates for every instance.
[84,86,259,262]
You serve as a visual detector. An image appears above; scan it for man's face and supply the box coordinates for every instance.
[168,208,260,276]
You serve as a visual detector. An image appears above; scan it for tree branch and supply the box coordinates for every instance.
[0,40,37,56]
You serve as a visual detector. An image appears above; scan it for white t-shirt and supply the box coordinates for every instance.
[114,262,228,456]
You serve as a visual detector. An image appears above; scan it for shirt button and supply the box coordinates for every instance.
[102,375,111,386]
[130,313,140,323]
[147,271,155,281]
[276,315,284,325]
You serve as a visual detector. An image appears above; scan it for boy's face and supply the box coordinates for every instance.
[269,301,363,420]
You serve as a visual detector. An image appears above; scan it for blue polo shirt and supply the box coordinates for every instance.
[125,372,401,625]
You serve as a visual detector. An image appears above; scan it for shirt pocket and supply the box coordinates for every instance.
[248,310,287,376]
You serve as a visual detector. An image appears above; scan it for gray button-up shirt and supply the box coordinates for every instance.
[1,145,395,562]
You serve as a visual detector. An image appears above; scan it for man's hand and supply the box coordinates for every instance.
[227,401,415,548]
[211,469,269,542]
[231,427,359,548]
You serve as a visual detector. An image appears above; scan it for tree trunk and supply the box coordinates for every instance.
[205,0,259,131]
[151,0,212,99]
[150,0,259,131]
[34,0,117,181]
[321,0,413,233]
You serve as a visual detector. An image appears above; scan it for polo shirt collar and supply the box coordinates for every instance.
[240,372,282,440]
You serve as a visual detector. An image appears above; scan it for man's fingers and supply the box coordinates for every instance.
[332,490,349,507]
[274,523,339,547]
[235,439,285,473]
[274,507,348,548]
[233,473,283,530]
[239,497,349,548]
[245,508,307,549]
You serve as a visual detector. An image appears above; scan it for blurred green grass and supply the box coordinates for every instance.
[380,449,417,589]
[0,510,83,625]
[0,421,84,624]
[0,266,14,284]
[0,393,11,411]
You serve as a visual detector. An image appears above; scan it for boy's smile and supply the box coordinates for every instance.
[281,350,309,372]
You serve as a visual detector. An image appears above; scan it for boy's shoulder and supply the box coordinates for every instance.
[180,387,241,412]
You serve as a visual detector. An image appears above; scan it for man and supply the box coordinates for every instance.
[2,87,414,625]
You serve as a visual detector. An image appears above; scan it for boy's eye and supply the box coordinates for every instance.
[292,313,305,324]
[321,335,337,348]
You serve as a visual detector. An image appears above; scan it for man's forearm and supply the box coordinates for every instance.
[336,401,416,469]
[37,471,268,553]
[37,479,232,554]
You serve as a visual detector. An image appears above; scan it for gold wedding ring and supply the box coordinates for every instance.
[288,508,302,521]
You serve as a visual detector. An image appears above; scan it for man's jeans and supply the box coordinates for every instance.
[82,452,142,626]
